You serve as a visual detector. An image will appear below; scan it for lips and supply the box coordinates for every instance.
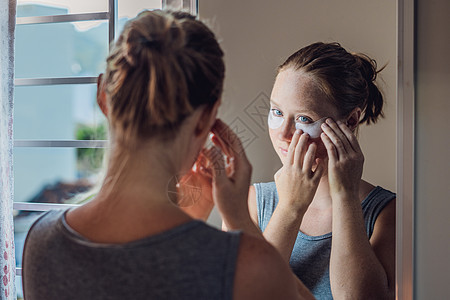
[279,147,288,156]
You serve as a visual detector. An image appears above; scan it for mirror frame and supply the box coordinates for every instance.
[397,0,414,298]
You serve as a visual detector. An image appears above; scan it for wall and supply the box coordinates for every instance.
[415,0,450,298]
[199,0,397,226]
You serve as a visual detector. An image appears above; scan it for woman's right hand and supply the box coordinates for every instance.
[203,119,255,231]
[274,130,325,214]
[177,151,215,220]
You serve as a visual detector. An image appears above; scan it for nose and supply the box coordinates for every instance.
[278,119,296,142]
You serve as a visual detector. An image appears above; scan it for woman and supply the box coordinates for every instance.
[22,10,313,300]
[247,42,396,299]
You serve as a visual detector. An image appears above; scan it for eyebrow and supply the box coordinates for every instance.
[269,99,323,119]
[269,99,280,107]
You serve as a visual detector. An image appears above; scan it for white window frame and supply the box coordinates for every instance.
[14,0,197,278]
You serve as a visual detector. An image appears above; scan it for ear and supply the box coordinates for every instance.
[194,99,221,137]
[345,107,362,131]
[97,73,108,117]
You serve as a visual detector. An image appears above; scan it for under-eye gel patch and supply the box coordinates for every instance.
[268,111,328,139]
[295,117,327,139]
[268,110,285,129]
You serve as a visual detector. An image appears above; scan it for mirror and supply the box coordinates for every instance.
[198,0,412,298]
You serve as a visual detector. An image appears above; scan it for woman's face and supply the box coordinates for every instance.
[269,68,340,164]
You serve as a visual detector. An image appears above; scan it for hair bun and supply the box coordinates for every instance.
[354,53,378,83]
[103,10,224,144]
[353,53,385,124]
[123,12,185,67]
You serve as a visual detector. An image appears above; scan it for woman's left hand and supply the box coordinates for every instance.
[320,118,364,197]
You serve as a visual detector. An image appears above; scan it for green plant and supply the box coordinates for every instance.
[75,123,108,174]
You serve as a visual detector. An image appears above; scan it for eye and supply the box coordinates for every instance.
[271,108,283,117]
[296,116,312,124]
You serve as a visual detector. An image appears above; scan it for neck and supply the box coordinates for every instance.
[96,140,182,209]
[308,175,333,209]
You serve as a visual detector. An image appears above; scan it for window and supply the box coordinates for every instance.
[13,1,197,298]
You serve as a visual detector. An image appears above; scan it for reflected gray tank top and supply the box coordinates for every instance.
[23,209,241,300]
[255,182,395,300]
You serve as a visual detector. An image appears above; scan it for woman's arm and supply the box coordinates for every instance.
[250,130,325,262]
[321,119,395,299]
[329,192,395,299]
[205,120,268,238]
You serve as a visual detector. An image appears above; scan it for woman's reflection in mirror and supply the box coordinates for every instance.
[244,42,396,299]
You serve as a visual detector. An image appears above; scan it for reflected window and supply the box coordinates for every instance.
[12,1,193,299]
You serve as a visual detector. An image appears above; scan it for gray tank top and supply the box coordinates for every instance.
[23,209,241,300]
[255,182,395,300]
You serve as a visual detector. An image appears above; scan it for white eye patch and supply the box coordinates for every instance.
[295,117,327,139]
[268,111,327,139]
[268,111,285,129]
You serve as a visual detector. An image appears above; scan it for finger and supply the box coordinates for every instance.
[211,119,244,156]
[211,134,238,178]
[198,165,212,178]
[337,120,363,154]
[288,129,302,164]
[321,119,349,157]
[196,150,213,178]
[203,146,227,183]
[211,119,251,170]
[324,118,351,151]
[210,134,233,158]
[312,158,326,180]
[196,150,207,167]
[210,131,236,177]
[196,150,210,172]
[293,132,309,167]
[302,142,317,174]
[320,132,338,163]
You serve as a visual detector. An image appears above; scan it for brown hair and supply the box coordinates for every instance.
[103,10,225,144]
[278,42,384,125]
